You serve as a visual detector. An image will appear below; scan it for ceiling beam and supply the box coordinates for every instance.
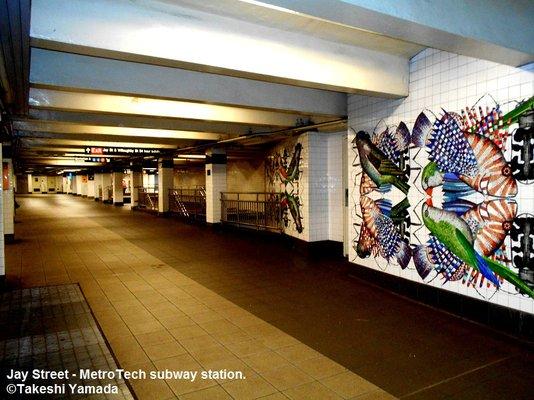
[29,88,325,127]
[30,0,409,97]
[31,48,347,117]
[17,137,178,149]
[13,120,230,141]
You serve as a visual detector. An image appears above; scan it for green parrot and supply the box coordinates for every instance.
[355,131,410,195]
[422,203,534,299]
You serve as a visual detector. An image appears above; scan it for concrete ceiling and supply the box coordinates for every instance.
[4,0,532,173]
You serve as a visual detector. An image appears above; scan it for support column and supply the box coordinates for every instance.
[158,158,173,215]
[27,174,32,194]
[61,175,68,194]
[2,146,14,243]
[81,173,88,197]
[87,173,95,198]
[101,172,112,203]
[205,149,227,224]
[112,169,124,206]
[94,173,102,201]
[130,165,142,209]
[0,144,4,283]
[72,174,78,195]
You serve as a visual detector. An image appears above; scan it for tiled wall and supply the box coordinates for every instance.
[173,167,205,189]
[348,48,534,314]
[227,159,265,192]
[0,145,5,276]
[266,132,345,243]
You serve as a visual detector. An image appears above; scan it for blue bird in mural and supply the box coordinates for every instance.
[414,109,518,198]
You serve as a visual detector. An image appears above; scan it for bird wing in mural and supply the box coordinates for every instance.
[411,111,433,148]
[461,106,509,149]
[355,131,410,194]
[281,191,303,233]
[360,196,411,269]
[461,199,517,256]
[428,112,479,178]
[460,133,518,197]
[285,143,302,182]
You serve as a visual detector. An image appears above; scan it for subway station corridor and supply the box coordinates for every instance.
[4,194,533,400]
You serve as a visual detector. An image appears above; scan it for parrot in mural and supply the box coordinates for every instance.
[280,191,303,233]
[354,130,410,195]
[418,203,534,299]
[277,143,302,184]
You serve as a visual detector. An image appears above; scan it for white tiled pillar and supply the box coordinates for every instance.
[205,149,227,224]
[72,174,78,195]
[62,176,68,194]
[2,157,15,242]
[101,173,112,202]
[87,174,95,198]
[112,170,124,206]
[158,158,173,214]
[27,174,32,193]
[130,165,142,208]
[94,173,102,201]
[81,174,88,197]
[0,144,5,280]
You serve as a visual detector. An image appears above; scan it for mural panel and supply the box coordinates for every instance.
[352,96,534,309]
[266,139,304,234]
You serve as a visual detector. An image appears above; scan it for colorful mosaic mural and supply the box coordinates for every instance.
[352,96,534,302]
[266,141,304,233]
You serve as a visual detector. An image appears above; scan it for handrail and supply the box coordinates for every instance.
[220,192,283,232]
[169,187,206,221]
[136,187,158,211]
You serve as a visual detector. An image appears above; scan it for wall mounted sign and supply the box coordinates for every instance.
[85,147,162,155]
[84,157,111,163]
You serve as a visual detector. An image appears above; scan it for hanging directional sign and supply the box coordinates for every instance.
[85,147,162,155]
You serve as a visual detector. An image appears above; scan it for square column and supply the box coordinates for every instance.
[205,150,227,224]
[130,165,142,209]
[87,174,95,198]
[158,158,173,214]
[72,174,78,195]
[112,170,124,206]
[101,173,112,203]
[94,173,102,201]
[80,174,88,197]
[2,156,14,242]
[0,144,5,281]
[27,174,32,193]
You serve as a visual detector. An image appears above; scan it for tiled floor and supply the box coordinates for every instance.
[4,195,394,400]
[4,194,534,399]
[0,284,134,399]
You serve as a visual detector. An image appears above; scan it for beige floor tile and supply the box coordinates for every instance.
[275,344,321,364]
[128,372,175,400]
[158,314,196,329]
[256,393,290,400]
[135,330,175,347]
[144,340,187,361]
[200,319,241,335]
[166,375,217,396]
[320,372,379,399]
[260,364,315,391]
[212,330,252,345]
[154,353,202,371]
[295,356,347,380]
[190,344,235,365]
[127,320,164,335]
[283,382,343,400]
[222,374,278,400]
[179,334,220,352]
[242,350,291,373]
[349,389,397,400]
[168,325,207,340]
[180,385,233,400]
[226,339,270,358]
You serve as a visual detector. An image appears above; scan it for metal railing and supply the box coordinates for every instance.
[169,188,206,221]
[221,192,283,232]
[136,187,158,211]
